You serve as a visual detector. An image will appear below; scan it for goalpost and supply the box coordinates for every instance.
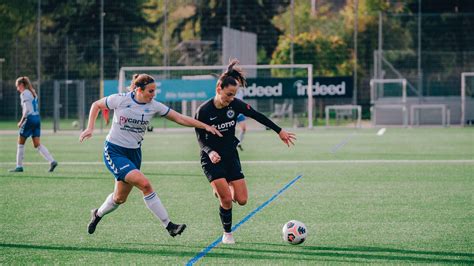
[461,72,474,126]
[370,78,408,126]
[370,78,407,104]
[371,75,471,126]
[325,105,362,128]
[119,64,315,128]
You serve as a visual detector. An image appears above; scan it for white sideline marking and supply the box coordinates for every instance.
[1,160,473,166]
[377,128,386,136]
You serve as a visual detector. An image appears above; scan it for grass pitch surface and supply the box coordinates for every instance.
[0,127,473,264]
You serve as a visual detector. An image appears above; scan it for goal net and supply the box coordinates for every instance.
[325,105,361,128]
[118,64,315,128]
[370,79,408,126]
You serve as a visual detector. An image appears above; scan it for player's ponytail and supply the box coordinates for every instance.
[15,76,37,98]
[129,74,140,91]
[130,73,155,91]
[226,60,239,75]
[218,59,247,89]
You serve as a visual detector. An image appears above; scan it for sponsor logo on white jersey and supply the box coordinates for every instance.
[119,114,149,126]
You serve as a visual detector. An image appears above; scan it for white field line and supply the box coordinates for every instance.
[330,132,356,153]
[1,160,473,166]
[377,128,386,136]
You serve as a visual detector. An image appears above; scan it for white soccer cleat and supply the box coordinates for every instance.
[222,232,235,244]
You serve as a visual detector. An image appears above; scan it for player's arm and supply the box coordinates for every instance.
[194,110,221,164]
[195,128,221,164]
[79,97,107,142]
[195,127,212,153]
[17,99,30,128]
[17,108,27,128]
[236,100,296,147]
[165,109,222,137]
[17,116,26,128]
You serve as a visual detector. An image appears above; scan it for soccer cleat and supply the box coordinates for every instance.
[166,222,187,237]
[237,144,243,151]
[222,232,235,244]
[49,161,58,172]
[87,208,102,234]
[9,167,24,172]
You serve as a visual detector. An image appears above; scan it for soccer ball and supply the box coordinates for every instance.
[282,220,307,245]
[72,120,79,128]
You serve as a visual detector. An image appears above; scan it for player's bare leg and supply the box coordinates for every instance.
[229,179,248,206]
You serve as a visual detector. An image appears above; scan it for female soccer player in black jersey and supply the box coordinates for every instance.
[195,60,296,244]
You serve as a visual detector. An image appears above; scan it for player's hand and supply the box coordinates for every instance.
[205,125,223,137]
[79,128,94,143]
[17,121,22,128]
[208,151,221,164]
[279,130,296,147]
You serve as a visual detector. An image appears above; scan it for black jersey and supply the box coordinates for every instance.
[195,98,281,155]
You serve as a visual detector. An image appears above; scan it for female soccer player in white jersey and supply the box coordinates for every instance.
[9,76,58,173]
[80,73,222,237]
[195,60,296,244]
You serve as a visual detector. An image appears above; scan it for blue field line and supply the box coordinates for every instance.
[185,174,303,266]
[330,132,356,153]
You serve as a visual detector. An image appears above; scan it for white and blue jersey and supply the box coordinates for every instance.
[19,89,41,138]
[103,92,170,180]
[105,92,170,149]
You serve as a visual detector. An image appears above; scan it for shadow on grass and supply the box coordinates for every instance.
[239,242,473,258]
[0,242,197,258]
[2,242,472,264]
[302,245,474,258]
[215,243,474,264]
[0,242,317,264]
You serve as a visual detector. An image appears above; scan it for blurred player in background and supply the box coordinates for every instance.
[195,60,296,244]
[9,76,58,173]
[80,73,222,237]
[234,88,247,151]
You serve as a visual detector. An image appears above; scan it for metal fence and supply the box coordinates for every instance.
[372,12,474,125]
[1,1,472,127]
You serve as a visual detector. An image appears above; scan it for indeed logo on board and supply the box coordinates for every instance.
[295,80,346,96]
[243,83,283,97]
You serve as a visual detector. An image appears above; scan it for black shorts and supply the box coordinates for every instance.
[201,149,245,183]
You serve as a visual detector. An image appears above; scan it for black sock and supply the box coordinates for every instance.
[219,206,232,233]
